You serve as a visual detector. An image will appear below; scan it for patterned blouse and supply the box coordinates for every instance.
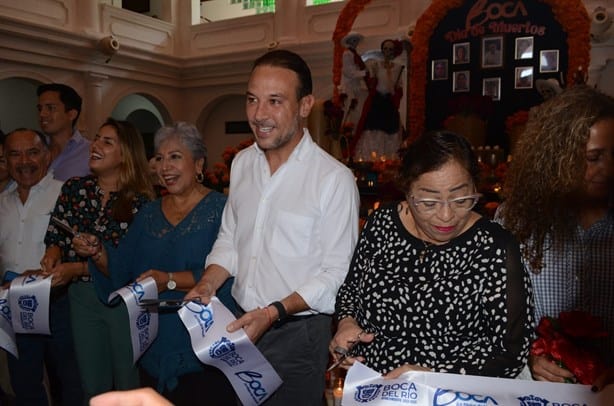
[44,175,151,261]
[336,203,534,377]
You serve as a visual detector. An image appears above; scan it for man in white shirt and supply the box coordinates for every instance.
[187,50,360,404]
[0,128,83,405]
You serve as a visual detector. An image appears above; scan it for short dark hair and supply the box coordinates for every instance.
[37,83,82,127]
[6,127,49,149]
[396,130,479,193]
[252,49,312,100]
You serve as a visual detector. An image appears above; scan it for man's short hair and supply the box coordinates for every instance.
[252,49,312,100]
[7,128,49,149]
[37,83,82,126]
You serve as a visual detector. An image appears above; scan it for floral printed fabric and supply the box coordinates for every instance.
[44,175,150,261]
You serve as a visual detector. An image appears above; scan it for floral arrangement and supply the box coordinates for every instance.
[203,139,254,192]
[531,311,608,385]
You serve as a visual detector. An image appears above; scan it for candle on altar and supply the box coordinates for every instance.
[333,386,343,406]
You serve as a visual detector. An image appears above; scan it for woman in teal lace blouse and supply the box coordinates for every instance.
[74,122,236,405]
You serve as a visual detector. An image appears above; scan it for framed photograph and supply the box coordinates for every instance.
[540,49,559,72]
[514,66,534,89]
[483,77,501,101]
[431,59,448,80]
[453,42,470,65]
[453,70,470,93]
[481,36,503,68]
[515,36,533,60]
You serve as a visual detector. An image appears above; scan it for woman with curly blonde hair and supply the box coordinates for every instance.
[498,85,614,388]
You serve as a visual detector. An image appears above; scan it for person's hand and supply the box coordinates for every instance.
[40,245,61,273]
[136,270,167,292]
[592,366,614,392]
[227,307,272,343]
[72,233,100,258]
[529,354,576,383]
[89,387,172,406]
[328,317,375,369]
[46,263,81,287]
[384,363,431,379]
[185,278,216,305]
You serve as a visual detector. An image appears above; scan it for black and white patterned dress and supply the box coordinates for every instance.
[336,203,533,377]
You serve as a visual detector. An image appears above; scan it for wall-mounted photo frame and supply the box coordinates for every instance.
[453,70,470,93]
[515,36,533,60]
[483,77,501,101]
[540,49,559,72]
[453,42,470,65]
[515,66,534,89]
[481,36,503,68]
[431,59,448,81]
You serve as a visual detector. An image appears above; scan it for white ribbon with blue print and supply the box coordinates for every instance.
[179,297,282,406]
[342,361,610,405]
[108,277,159,364]
[0,288,17,357]
[8,274,51,335]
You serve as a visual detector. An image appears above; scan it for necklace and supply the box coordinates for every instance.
[419,238,431,263]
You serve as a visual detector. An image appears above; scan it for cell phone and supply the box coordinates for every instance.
[2,270,20,283]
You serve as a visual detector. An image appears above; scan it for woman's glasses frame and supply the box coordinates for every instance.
[409,194,482,216]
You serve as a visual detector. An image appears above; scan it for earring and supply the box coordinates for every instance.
[196,172,204,183]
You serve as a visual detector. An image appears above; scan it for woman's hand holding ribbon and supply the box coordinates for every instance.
[328,316,375,369]
[40,245,61,274]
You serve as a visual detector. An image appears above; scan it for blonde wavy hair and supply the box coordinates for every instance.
[500,85,614,271]
[99,118,155,222]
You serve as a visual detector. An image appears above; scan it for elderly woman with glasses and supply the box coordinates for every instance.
[329,130,533,379]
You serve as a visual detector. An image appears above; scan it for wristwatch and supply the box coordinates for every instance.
[166,273,176,290]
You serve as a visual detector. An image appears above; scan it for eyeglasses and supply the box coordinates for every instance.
[409,194,481,215]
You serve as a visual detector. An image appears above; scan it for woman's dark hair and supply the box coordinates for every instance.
[252,49,312,100]
[396,130,479,193]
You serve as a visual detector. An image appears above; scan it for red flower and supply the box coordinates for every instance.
[531,311,608,384]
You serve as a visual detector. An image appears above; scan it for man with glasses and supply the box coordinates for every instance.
[330,130,533,380]
[37,83,91,181]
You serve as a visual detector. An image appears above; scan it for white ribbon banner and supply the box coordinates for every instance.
[0,288,17,357]
[342,361,614,405]
[9,275,51,335]
[108,277,159,364]
[179,297,282,406]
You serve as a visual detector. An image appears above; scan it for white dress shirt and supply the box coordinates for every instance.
[0,172,63,278]
[206,130,359,315]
